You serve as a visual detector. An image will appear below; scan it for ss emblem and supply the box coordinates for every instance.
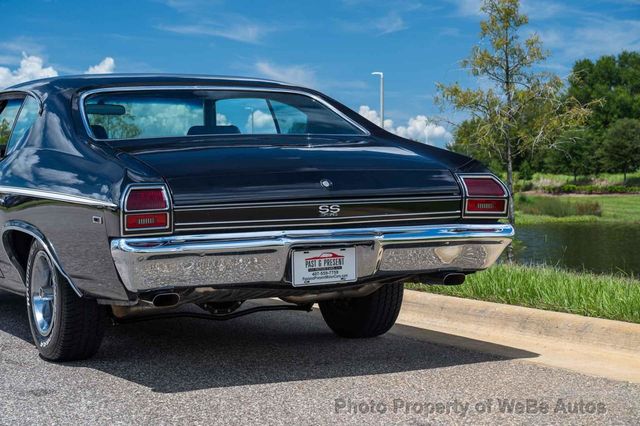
[319,204,340,217]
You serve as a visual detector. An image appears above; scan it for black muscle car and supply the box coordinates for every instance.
[0,74,513,361]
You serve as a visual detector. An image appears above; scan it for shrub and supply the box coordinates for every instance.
[574,201,602,216]
[540,184,640,194]
[516,196,602,217]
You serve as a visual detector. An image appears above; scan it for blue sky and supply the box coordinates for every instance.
[1,0,639,146]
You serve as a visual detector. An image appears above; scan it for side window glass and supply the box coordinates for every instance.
[271,100,308,134]
[7,96,39,153]
[215,98,277,134]
[0,98,24,149]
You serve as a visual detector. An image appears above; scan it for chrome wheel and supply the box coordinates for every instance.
[30,251,57,337]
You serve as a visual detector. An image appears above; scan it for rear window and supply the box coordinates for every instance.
[83,90,365,140]
[7,96,39,153]
[0,98,24,148]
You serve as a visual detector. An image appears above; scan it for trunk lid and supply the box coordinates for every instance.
[118,136,461,206]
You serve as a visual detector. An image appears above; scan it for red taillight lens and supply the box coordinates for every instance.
[125,188,168,211]
[123,186,171,233]
[466,199,506,213]
[459,175,509,217]
[125,212,169,230]
[461,177,506,196]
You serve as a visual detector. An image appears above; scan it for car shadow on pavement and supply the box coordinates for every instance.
[0,291,537,393]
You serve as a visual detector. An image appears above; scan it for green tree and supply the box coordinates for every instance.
[91,115,141,140]
[568,51,640,139]
[602,118,640,183]
[544,130,596,183]
[436,0,592,224]
[0,118,10,147]
[448,119,504,172]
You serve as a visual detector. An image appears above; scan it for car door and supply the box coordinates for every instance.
[0,94,39,294]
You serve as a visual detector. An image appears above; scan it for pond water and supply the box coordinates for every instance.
[509,222,640,276]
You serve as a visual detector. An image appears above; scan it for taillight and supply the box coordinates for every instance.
[461,177,506,196]
[465,198,507,213]
[459,174,509,217]
[125,213,169,230]
[125,188,168,211]
[123,186,171,233]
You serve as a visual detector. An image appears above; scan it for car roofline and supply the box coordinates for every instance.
[5,73,301,91]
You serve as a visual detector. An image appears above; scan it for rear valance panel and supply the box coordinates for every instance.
[174,195,462,232]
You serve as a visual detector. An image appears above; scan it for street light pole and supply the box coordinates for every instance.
[244,106,255,133]
[371,71,384,128]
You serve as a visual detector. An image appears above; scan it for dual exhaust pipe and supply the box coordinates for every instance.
[142,273,465,308]
[408,272,466,286]
[150,292,181,307]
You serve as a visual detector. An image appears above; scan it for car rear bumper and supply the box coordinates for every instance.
[110,224,514,293]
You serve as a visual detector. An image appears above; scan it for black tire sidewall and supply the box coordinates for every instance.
[320,282,404,338]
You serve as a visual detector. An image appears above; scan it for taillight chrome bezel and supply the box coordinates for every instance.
[121,184,173,236]
[457,173,510,219]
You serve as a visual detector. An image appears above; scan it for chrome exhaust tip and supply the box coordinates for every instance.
[152,293,181,307]
[442,273,466,286]
[406,272,466,286]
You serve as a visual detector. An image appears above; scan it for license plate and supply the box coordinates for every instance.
[292,247,357,287]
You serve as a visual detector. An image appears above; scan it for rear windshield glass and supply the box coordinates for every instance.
[83,90,365,140]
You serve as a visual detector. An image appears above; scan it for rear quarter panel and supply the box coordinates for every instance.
[0,92,142,301]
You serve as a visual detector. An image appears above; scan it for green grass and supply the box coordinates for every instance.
[407,265,640,323]
[514,213,601,225]
[515,194,640,224]
[517,194,602,217]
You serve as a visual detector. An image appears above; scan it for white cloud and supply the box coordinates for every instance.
[358,105,394,130]
[374,12,407,34]
[85,57,116,74]
[0,54,58,89]
[254,61,317,87]
[159,0,215,11]
[538,18,640,60]
[159,18,274,44]
[395,115,453,145]
[216,113,229,125]
[452,0,482,16]
[358,105,453,146]
[246,109,276,133]
[0,54,120,88]
[450,0,566,20]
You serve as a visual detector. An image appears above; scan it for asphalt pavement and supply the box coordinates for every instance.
[1,290,639,425]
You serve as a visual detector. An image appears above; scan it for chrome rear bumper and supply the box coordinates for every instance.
[110,224,514,293]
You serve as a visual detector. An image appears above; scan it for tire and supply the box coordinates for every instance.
[25,241,105,361]
[319,282,404,338]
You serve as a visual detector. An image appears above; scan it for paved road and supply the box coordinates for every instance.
[1,290,639,425]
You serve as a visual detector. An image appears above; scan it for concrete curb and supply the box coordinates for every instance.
[396,290,640,383]
[401,290,640,355]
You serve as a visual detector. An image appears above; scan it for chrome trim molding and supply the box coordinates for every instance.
[78,85,370,140]
[174,215,463,231]
[458,173,509,198]
[111,223,514,292]
[173,195,462,211]
[176,210,462,226]
[0,185,117,208]
[122,185,171,213]
[2,221,83,297]
[0,89,45,114]
[119,183,174,237]
[455,173,510,219]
